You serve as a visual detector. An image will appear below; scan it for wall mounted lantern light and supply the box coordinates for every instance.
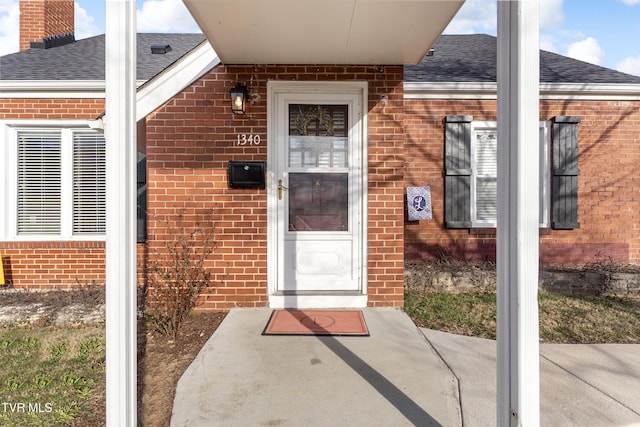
[230,83,248,114]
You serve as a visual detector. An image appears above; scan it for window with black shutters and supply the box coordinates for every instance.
[444,116,572,229]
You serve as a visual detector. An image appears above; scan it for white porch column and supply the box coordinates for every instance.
[105,0,137,425]
[496,1,540,426]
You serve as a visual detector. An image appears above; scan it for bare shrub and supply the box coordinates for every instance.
[145,209,216,339]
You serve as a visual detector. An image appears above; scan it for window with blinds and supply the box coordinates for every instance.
[73,132,106,233]
[15,129,107,237]
[474,130,497,221]
[17,132,62,234]
[465,122,550,227]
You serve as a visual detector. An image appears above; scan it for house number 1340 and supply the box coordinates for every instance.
[236,134,261,146]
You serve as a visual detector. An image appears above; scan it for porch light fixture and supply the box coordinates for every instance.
[230,83,248,114]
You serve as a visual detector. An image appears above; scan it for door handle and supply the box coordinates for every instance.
[278,179,288,200]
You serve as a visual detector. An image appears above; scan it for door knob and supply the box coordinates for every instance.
[278,179,288,200]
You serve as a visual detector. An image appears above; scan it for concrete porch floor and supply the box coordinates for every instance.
[171,308,640,426]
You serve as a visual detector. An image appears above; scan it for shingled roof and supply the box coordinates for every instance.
[0,33,207,81]
[405,34,640,84]
[2,33,640,85]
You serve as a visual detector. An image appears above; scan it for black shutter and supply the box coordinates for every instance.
[551,116,580,229]
[445,115,472,228]
[137,153,147,242]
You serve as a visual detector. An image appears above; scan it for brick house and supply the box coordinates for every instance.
[403,34,640,267]
[2,0,640,309]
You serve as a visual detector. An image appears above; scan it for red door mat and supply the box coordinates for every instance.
[263,310,369,336]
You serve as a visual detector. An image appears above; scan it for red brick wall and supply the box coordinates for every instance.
[19,0,75,51]
[3,73,638,299]
[0,243,147,289]
[367,70,406,306]
[0,98,105,119]
[0,242,104,288]
[404,98,640,267]
[146,65,405,309]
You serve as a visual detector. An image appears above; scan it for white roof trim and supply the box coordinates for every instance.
[0,80,145,98]
[404,82,497,99]
[137,41,219,121]
[538,83,640,100]
[405,82,640,101]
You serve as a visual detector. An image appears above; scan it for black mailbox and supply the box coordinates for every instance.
[228,161,266,189]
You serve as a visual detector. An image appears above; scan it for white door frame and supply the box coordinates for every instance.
[266,81,368,308]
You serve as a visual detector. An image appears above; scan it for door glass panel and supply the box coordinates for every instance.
[289,136,348,168]
[288,105,348,168]
[289,173,348,231]
[287,104,349,232]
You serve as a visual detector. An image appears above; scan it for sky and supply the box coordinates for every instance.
[1,0,640,76]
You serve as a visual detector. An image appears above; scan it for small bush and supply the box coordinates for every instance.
[145,209,216,339]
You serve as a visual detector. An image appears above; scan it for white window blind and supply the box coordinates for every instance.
[470,122,550,227]
[73,132,106,233]
[475,130,497,221]
[17,132,62,234]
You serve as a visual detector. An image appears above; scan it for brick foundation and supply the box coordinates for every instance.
[0,243,148,289]
[405,242,630,267]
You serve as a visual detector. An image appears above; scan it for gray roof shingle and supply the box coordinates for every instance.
[0,33,206,81]
[3,33,639,85]
[405,34,640,84]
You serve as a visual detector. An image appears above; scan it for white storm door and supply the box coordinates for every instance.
[273,90,363,294]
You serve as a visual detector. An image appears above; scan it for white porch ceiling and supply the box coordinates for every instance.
[182,0,465,65]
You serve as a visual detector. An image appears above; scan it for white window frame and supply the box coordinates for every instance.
[1,120,106,241]
[470,120,550,228]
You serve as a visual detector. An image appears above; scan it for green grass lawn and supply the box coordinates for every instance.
[405,290,640,343]
[0,326,105,426]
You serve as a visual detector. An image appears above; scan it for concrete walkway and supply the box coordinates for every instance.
[171,308,640,426]
[423,329,640,426]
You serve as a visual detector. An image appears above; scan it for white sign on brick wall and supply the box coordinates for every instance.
[407,186,432,221]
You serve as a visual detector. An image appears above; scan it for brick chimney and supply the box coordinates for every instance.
[20,0,75,51]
